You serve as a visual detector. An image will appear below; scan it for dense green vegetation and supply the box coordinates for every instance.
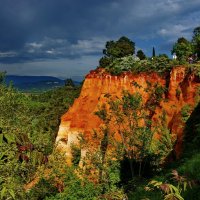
[98,27,200,76]
[0,67,200,199]
[99,36,135,68]
[192,27,200,59]
[0,75,80,199]
[136,50,146,60]
[103,54,175,75]
[172,37,193,63]
[0,26,200,200]
[171,27,200,60]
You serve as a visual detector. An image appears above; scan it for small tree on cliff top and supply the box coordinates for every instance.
[152,47,156,57]
[136,49,146,60]
[171,37,193,63]
[99,36,135,68]
[192,26,200,59]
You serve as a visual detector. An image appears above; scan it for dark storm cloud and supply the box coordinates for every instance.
[0,0,200,64]
[0,0,121,63]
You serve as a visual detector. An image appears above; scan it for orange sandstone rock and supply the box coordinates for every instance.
[56,66,200,163]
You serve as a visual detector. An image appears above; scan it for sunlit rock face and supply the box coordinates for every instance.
[56,66,200,163]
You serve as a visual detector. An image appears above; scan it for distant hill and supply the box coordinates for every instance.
[5,75,80,92]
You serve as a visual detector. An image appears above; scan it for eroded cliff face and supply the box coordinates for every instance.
[56,66,200,163]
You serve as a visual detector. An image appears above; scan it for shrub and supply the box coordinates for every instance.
[181,104,191,122]
[103,55,173,75]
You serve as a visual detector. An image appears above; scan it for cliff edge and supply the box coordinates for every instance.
[55,66,200,164]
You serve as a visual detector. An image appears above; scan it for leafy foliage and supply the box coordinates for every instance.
[0,29,200,198]
[105,55,139,75]
[0,73,81,199]
[64,78,75,87]
[102,54,173,75]
[192,26,200,59]
[99,36,135,68]
[171,37,193,63]
[96,90,174,179]
[44,167,101,200]
[103,36,135,58]
[136,50,146,60]
[99,56,112,68]
[146,170,195,200]
[99,28,200,76]
[181,104,192,123]
[0,71,6,84]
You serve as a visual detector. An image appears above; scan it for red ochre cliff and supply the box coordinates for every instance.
[55,66,200,164]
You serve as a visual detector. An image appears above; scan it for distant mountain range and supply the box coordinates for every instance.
[5,75,80,92]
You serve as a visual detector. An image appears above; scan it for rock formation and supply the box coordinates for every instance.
[56,66,200,164]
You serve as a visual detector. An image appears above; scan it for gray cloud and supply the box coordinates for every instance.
[4,36,108,62]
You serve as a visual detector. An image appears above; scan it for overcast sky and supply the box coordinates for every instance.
[0,0,199,78]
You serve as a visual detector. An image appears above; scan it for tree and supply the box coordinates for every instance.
[152,47,156,57]
[116,36,135,57]
[0,71,6,84]
[99,56,112,68]
[192,26,200,59]
[136,50,146,60]
[99,36,135,67]
[96,88,174,178]
[96,92,152,178]
[171,37,193,63]
[65,78,75,87]
[0,79,81,199]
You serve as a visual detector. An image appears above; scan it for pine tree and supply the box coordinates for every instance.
[152,47,156,57]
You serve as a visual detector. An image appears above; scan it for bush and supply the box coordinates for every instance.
[178,153,200,181]
[103,55,173,75]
